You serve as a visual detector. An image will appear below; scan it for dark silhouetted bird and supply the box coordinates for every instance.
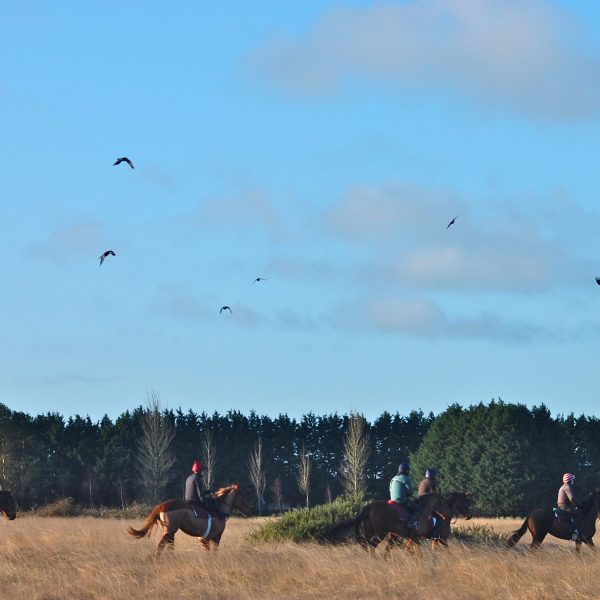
[220,306,232,314]
[252,277,266,284]
[99,250,116,266]
[113,157,134,169]
[446,215,459,229]
[596,277,600,286]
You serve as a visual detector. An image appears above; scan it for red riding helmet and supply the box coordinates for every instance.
[563,473,575,484]
[192,460,204,474]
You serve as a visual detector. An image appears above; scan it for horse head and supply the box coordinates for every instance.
[0,490,16,520]
[446,491,473,520]
[214,483,252,517]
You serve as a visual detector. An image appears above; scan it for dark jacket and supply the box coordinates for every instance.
[185,473,205,503]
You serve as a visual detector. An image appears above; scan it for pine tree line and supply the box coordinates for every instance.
[1,399,599,516]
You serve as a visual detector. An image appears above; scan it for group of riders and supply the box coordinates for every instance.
[184,458,584,540]
[388,462,584,541]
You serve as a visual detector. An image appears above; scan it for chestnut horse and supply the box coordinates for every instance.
[127,484,243,559]
[328,493,450,551]
[0,490,16,520]
[507,490,600,553]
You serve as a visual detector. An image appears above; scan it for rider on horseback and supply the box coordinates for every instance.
[557,473,581,541]
[185,460,222,517]
[389,462,419,529]
[418,468,438,497]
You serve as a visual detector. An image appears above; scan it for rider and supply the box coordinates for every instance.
[557,473,581,541]
[185,460,221,516]
[418,468,438,497]
[389,462,419,529]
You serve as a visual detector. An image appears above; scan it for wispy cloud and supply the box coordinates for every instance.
[158,283,265,328]
[327,182,593,293]
[189,187,284,239]
[332,295,546,342]
[249,0,600,119]
[27,220,106,265]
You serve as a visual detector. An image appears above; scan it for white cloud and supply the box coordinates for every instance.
[327,181,592,293]
[250,0,600,118]
[333,295,544,341]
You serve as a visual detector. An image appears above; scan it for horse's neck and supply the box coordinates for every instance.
[583,493,599,520]
[218,489,237,511]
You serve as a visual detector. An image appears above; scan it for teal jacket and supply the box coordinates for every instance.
[390,474,413,503]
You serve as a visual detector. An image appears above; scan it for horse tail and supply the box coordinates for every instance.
[326,507,369,542]
[126,504,163,539]
[506,516,529,548]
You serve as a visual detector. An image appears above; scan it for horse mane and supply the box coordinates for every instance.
[214,483,239,498]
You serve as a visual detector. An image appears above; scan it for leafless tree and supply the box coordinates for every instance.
[248,437,266,515]
[200,428,217,491]
[297,445,311,508]
[271,477,283,513]
[325,482,333,504]
[137,391,176,504]
[340,413,371,499]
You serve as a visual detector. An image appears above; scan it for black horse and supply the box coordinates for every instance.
[507,490,599,553]
[0,490,16,520]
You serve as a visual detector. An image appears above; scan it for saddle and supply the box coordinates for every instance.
[553,508,575,525]
[387,500,439,537]
[387,499,412,521]
[189,503,211,520]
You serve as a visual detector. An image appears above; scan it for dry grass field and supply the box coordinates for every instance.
[0,515,598,600]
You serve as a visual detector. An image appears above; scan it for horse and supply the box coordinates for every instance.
[431,491,473,549]
[0,490,16,520]
[327,492,450,553]
[507,490,600,554]
[127,483,245,559]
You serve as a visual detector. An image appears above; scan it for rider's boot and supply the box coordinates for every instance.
[571,528,579,542]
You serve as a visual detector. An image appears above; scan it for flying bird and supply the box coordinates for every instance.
[220,306,232,314]
[113,157,134,169]
[252,277,266,284]
[596,277,600,286]
[446,215,459,229]
[99,250,116,266]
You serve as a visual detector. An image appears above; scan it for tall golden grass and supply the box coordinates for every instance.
[0,516,597,599]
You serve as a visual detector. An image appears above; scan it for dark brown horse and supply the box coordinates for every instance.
[328,493,450,551]
[127,484,246,559]
[507,490,600,553]
[0,490,16,520]
[432,492,473,549]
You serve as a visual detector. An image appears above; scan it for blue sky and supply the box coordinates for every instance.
[2,0,600,420]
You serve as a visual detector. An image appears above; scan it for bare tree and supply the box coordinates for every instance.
[271,477,283,513]
[325,482,333,504]
[340,413,371,499]
[297,445,311,508]
[200,428,217,491]
[248,437,266,515]
[137,391,176,504]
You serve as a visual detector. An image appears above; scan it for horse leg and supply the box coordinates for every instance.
[529,532,546,552]
[156,532,175,560]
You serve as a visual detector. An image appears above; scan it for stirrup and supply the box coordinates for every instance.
[571,530,579,542]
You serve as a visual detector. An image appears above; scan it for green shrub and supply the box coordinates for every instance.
[248,497,367,543]
[452,524,504,546]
